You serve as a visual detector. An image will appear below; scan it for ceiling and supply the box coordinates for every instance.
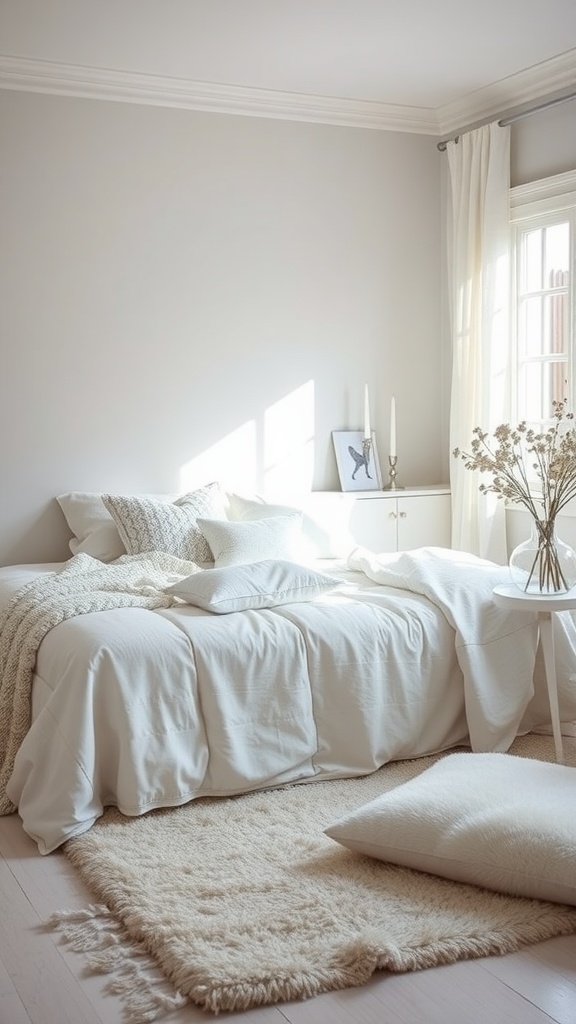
[1,0,576,135]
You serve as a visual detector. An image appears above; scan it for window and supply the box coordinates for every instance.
[510,170,576,426]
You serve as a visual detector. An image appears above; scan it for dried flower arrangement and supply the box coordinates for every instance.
[453,400,576,591]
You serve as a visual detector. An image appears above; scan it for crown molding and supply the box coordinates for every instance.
[0,50,574,137]
[510,168,576,220]
[0,54,439,133]
[436,48,576,136]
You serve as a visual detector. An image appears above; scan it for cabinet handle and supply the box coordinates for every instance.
[388,512,397,519]
[399,511,407,518]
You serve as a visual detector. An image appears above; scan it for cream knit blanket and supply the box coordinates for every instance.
[0,552,199,815]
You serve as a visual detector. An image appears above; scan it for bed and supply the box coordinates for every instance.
[2,484,576,855]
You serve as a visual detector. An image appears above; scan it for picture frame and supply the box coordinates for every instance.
[332,430,383,491]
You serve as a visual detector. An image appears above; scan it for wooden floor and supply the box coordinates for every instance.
[1,812,575,1024]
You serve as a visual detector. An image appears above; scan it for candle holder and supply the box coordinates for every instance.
[383,455,404,490]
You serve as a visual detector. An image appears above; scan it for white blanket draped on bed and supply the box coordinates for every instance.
[347,546,545,751]
[0,551,198,814]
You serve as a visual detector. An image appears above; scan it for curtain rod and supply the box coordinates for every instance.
[436,89,576,151]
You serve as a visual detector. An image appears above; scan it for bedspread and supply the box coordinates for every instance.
[3,549,576,854]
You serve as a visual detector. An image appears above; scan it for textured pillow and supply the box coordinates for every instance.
[325,752,576,906]
[102,483,226,563]
[165,559,340,613]
[197,512,303,567]
[57,491,179,561]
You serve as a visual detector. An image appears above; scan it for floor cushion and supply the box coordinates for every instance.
[325,752,576,906]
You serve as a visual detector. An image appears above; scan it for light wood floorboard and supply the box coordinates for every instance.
[1,811,574,1024]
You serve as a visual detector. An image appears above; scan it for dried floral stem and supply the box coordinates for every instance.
[527,519,568,593]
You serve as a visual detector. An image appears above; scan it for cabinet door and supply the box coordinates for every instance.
[348,497,397,552]
[396,494,451,550]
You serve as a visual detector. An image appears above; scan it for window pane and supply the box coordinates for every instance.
[522,296,542,355]
[545,222,569,282]
[524,229,542,292]
[545,291,568,356]
[544,361,569,416]
[518,361,568,422]
[518,362,542,421]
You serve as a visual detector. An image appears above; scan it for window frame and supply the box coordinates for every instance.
[510,169,576,425]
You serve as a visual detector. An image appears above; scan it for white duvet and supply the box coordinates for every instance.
[2,548,576,854]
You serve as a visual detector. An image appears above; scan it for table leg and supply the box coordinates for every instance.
[538,611,565,764]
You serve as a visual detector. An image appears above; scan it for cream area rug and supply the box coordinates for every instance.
[51,734,576,1021]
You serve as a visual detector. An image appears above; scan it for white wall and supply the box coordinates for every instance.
[510,99,576,187]
[0,89,444,564]
[4,87,573,567]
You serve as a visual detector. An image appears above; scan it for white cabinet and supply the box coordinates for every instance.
[299,487,451,557]
[349,489,451,552]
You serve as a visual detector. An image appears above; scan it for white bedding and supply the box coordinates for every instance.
[2,548,576,855]
[349,546,544,749]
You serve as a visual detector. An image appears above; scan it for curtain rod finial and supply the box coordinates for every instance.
[437,135,458,152]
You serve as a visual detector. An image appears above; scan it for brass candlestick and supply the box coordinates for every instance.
[383,455,404,490]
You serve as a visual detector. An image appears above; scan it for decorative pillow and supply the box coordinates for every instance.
[226,492,301,522]
[225,491,355,559]
[57,491,179,561]
[102,483,226,563]
[197,512,303,567]
[165,559,340,613]
[70,521,126,562]
[325,752,576,906]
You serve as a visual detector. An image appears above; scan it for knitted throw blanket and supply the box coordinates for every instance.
[0,552,200,815]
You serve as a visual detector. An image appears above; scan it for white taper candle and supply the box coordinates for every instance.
[390,396,396,457]
[364,383,371,441]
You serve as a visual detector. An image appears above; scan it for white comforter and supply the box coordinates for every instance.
[2,548,576,854]
[348,546,551,750]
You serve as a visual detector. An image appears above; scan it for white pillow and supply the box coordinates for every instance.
[70,521,126,562]
[325,752,576,906]
[225,491,354,559]
[165,559,340,613]
[197,512,303,567]
[57,491,179,561]
[226,492,301,522]
[102,483,226,563]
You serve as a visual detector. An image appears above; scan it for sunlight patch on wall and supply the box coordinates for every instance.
[263,381,315,497]
[179,381,316,498]
[179,420,258,494]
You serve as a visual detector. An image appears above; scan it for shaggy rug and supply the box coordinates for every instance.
[51,733,576,1021]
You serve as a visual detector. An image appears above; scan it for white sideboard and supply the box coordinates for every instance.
[298,487,451,557]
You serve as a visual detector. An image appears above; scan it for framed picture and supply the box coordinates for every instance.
[332,430,383,491]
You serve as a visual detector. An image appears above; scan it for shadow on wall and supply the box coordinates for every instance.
[4,501,72,567]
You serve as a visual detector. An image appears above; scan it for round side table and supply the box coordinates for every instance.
[492,583,576,764]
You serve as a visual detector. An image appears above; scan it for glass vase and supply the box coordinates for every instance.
[509,518,576,594]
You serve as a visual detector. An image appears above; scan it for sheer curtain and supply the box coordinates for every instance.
[447,121,511,563]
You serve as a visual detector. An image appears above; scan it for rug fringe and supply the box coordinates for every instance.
[46,906,188,1023]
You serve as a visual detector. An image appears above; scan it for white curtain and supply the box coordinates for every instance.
[447,121,511,563]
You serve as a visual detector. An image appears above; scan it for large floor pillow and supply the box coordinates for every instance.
[325,752,576,906]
